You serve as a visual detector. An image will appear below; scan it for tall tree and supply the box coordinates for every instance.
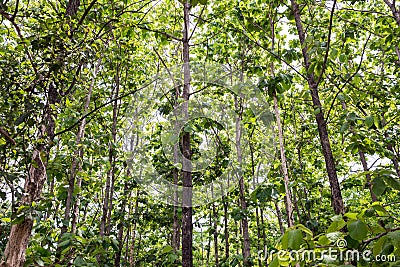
[181,1,193,266]
[289,0,345,215]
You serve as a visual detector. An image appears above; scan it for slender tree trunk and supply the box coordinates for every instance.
[106,65,120,236]
[206,214,211,267]
[213,203,219,266]
[223,198,229,261]
[235,81,251,266]
[274,201,285,235]
[260,206,267,266]
[290,0,344,215]
[273,92,294,227]
[268,4,294,228]
[60,59,98,238]
[181,1,193,266]
[100,68,120,238]
[129,190,139,267]
[115,181,129,267]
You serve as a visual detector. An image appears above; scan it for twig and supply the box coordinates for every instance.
[325,33,371,123]
[55,79,155,136]
[0,127,16,145]
[362,226,400,245]
[316,0,337,86]
[136,25,181,41]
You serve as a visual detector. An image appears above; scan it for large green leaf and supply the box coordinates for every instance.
[348,220,368,241]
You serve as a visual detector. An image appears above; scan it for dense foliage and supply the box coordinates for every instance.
[1,0,399,266]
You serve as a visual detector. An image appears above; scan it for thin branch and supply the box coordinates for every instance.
[136,25,182,41]
[325,33,371,123]
[74,0,97,33]
[189,4,205,41]
[55,80,155,136]
[362,226,400,245]
[241,30,307,80]
[0,127,16,145]
[152,47,177,106]
[340,7,388,16]
[316,0,337,86]
[12,0,19,20]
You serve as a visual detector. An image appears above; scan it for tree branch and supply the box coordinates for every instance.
[55,79,155,136]
[0,127,16,145]
[325,33,371,123]
[136,25,182,41]
[316,0,337,86]
[362,226,400,245]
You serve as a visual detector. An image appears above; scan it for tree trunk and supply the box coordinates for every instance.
[213,203,219,266]
[100,68,120,238]
[274,201,285,235]
[223,198,229,260]
[290,0,344,215]
[115,181,129,267]
[235,95,251,266]
[129,190,139,267]
[273,91,294,227]
[60,59,98,239]
[65,0,80,17]
[2,84,59,267]
[181,1,193,266]
[107,65,120,236]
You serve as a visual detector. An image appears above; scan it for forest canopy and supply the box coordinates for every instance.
[0,0,400,266]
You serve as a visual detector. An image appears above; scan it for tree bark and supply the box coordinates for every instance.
[223,197,229,260]
[273,91,294,227]
[181,1,193,266]
[2,84,59,267]
[235,96,251,266]
[129,190,139,267]
[115,181,129,267]
[106,65,120,236]
[65,0,80,17]
[274,200,285,235]
[213,203,219,266]
[290,0,344,215]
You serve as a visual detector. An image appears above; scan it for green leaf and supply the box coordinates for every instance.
[73,256,86,266]
[162,245,174,254]
[35,258,45,266]
[283,229,303,250]
[373,116,380,129]
[372,177,386,196]
[330,48,338,60]
[340,122,349,133]
[297,224,313,237]
[373,236,387,255]
[58,240,71,248]
[383,175,400,190]
[348,220,368,241]
[388,231,400,249]
[371,203,388,216]
[365,116,374,128]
